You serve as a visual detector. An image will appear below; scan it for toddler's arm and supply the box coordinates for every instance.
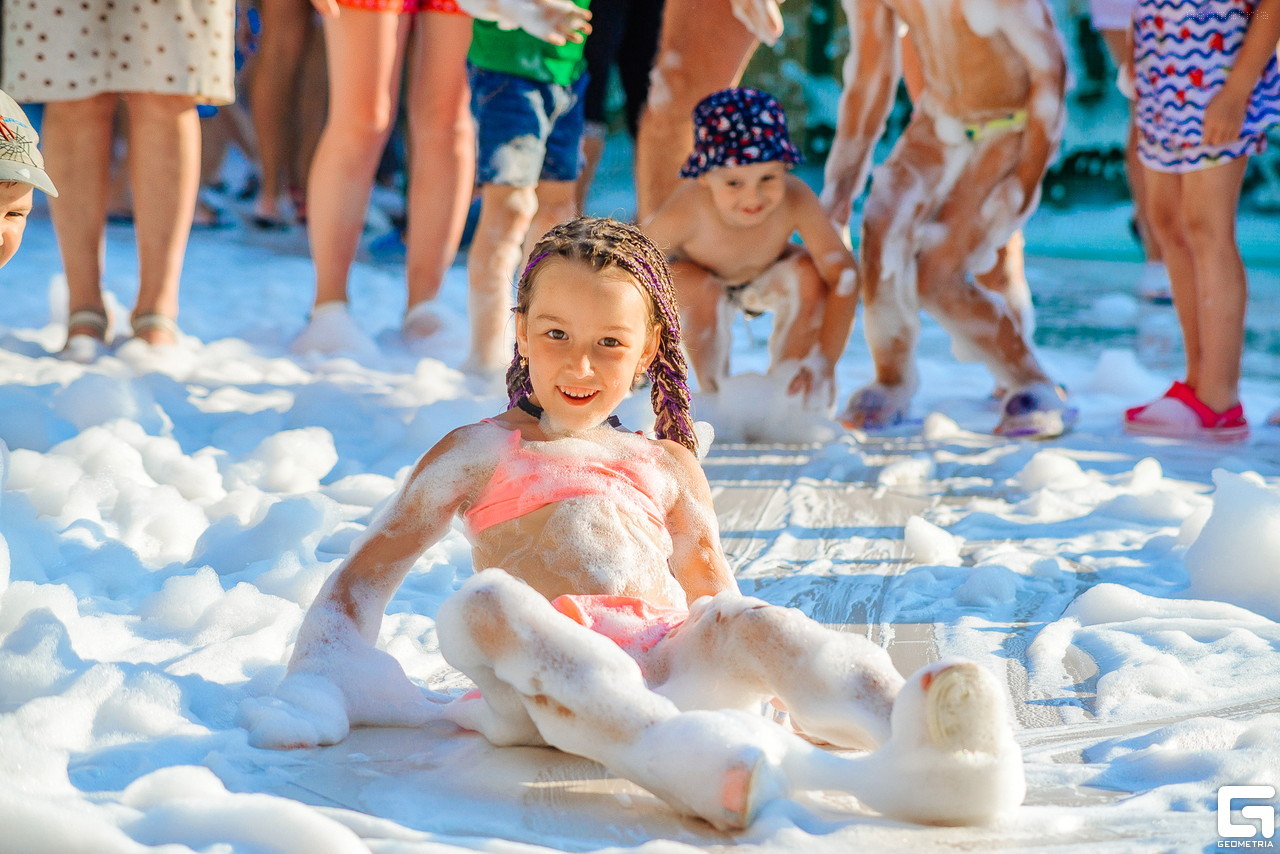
[662,442,741,604]
[1202,0,1280,146]
[793,184,860,391]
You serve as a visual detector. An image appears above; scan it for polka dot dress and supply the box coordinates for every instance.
[1,0,235,105]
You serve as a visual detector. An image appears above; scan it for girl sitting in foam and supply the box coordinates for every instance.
[242,217,1024,830]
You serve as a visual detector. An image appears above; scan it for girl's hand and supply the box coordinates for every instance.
[1201,85,1251,147]
[310,0,340,16]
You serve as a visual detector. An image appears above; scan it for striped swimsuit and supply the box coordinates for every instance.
[1133,0,1280,172]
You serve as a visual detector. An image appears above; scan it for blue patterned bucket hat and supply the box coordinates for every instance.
[679,87,803,178]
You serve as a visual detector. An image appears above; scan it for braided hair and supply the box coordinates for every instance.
[506,216,698,454]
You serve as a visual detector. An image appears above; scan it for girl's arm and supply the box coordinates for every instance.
[307,427,479,643]
[662,442,741,603]
[1202,0,1280,146]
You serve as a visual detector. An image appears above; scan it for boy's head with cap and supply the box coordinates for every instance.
[679,87,802,228]
[0,89,58,269]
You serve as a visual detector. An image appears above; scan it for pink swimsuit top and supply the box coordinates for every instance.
[464,428,669,536]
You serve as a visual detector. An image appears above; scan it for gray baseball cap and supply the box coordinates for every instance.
[0,89,58,197]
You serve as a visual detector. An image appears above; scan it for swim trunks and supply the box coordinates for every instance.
[1133,0,1280,172]
[551,594,688,657]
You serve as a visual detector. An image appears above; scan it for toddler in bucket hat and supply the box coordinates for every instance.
[679,87,802,178]
[644,86,860,420]
[0,89,56,271]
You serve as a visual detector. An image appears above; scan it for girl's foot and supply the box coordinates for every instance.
[63,307,111,363]
[130,313,180,346]
[1124,381,1248,442]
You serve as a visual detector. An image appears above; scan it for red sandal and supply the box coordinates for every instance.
[1124,381,1248,442]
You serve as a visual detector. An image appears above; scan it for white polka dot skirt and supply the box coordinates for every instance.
[1,0,235,105]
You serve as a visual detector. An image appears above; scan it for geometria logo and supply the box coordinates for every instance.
[1218,786,1277,849]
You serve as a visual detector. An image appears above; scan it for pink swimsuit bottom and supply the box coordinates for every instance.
[463,427,668,535]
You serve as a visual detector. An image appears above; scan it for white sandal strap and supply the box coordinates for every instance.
[130,313,180,338]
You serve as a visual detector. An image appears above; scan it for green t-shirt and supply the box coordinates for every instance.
[468,0,591,88]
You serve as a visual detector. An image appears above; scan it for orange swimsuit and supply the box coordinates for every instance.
[463,428,668,536]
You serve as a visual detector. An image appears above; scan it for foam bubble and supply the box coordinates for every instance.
[904,516,963,565]
[1185,470,1280,620]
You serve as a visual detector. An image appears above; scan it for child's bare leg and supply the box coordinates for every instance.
[1177,158,1249,413]
[524,179,578,261]
[645,593,903,749]
[1142,169,1200,384]
[913,139,1052,392]
[670,259,733,393]
[466,184,538,372]
[839,121,939,427]
[634,0,757,219]
[974,234,1033,340]
[435,570,791,829]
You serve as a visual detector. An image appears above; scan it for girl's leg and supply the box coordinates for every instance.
[1178,157,1249,413]
[645,593,903,749]
[42,95,117,339]
[307,7,410,308]
[433,570,787,830]
[125,93,202,341]
[402,10,474,322]
[1140,167,1200,384]
[250,0,314,222]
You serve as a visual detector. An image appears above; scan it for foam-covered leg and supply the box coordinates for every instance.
[791,659,1026,826]
[995,381,1078,439]
[434,570,791,829]
[650,593,902,748]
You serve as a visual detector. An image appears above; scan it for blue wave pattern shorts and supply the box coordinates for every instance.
[470,65,588,187]
[1133,0,1280,172]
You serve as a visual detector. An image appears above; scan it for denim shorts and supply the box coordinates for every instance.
[470,65,588,187]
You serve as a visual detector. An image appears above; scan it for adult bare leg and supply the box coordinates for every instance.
[402,10,475,335]
[634,0,757,219]
[43,95,116,343]
[126,92,201,342]
[307,8,409,308]
[250,0,314,223]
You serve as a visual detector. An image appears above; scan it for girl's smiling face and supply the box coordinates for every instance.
[516,257,659,433]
